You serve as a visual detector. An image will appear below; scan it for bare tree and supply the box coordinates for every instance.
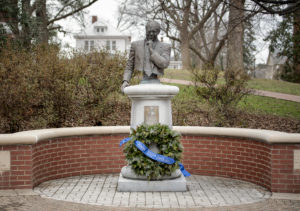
[189,1,228,68]
[117,0,262,72]
[0,0,99,46]
[159,0,223,69]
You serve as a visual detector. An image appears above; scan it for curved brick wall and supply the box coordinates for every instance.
[1,128,300,193]
[181,136,271,190]
[32,135,127,186]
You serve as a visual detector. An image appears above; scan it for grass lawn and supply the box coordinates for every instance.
[163,69,193,81]
[238,95,300,120]
[247,79,300,96]
[164,82,300,120]
[163,69,300,96]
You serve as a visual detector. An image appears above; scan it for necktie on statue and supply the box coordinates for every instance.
[144,41,153,76]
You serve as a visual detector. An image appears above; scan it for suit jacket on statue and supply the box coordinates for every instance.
[123,39,171,82]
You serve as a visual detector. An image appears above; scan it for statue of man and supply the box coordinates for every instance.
[121,20,171,92]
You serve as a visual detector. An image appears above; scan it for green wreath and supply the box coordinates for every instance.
[123,123,183,180]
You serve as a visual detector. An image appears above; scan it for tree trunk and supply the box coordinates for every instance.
[226,0,245,80]
[180,30,191,69]
[36,0,48,44]
[294,8,300,83]
[21,0,31,48]
[204,60,215,69]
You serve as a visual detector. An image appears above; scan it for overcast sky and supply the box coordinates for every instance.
[57,0,270,64]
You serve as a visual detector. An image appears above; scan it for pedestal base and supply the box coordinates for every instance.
[117,173,187,192]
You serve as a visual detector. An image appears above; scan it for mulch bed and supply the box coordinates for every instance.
[1,101,299,134]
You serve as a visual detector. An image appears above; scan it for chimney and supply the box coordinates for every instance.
[92,16,97,24]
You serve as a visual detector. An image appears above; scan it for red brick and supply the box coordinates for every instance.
[11,181,25,186]
[272,174,287,179]
[11,171,25,175]
[17,155,32,160]
[11,160,25,165]
[272,164,292,169]
[280,149,292,154]
[286,184,300,190]
[2,146,18,151]
[17,176,32,180]
[279,160,292,165]
[24,150,32,155]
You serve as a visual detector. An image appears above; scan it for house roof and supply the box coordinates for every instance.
[74,16,130,39]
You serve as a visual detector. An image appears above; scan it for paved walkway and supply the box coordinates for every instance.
[161,78,300,103]
[33,174,270,208]
[1,174,300,210]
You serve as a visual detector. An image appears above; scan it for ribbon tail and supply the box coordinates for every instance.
[120,137,131,147]
[179,163,191,177]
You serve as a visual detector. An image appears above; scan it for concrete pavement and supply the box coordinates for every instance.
[1,174,300,210]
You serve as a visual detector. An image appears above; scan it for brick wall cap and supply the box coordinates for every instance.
[0,126,130,145]
[174,126,300,144]
[0,126,299,145]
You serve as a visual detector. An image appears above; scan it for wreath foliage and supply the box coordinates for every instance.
[123,123,183,180]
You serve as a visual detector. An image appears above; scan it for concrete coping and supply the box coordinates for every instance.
[0,126,299,145]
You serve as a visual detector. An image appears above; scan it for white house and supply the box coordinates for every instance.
[254,49,287,80]
[74,16,131,53]
[168,60,182,69]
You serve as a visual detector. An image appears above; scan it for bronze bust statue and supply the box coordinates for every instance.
[121,20,171,92]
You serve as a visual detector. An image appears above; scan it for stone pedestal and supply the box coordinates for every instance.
[118,83,186,192]
[124,84,179,129]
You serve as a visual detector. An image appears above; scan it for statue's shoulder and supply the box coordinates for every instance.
[157,41,170,47]
[158,41,171,50]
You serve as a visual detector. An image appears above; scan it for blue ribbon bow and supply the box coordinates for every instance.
[120,137,191,177]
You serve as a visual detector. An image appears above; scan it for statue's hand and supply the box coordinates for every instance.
[121,81,129,93]
[149,47,154,55]
[147,40,153,47]
[147,40,154,55]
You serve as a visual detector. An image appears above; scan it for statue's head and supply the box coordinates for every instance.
[145,21,160,41]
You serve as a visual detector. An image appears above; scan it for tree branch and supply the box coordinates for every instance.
[251,0,297,4]
[189,44,208,63]
[158,0,181,28]
[188,0,222,40]
[51,0,74,23]
[248,0,300,15]
[48,0,98,25]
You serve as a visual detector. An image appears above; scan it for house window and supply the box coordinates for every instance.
[96,28,100,33]
[84,41,89,51]
[112,41,116,50]
[84,40,95,51]
[106,40,110,51]
[90,41,94,50]
[101,28,104,32]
